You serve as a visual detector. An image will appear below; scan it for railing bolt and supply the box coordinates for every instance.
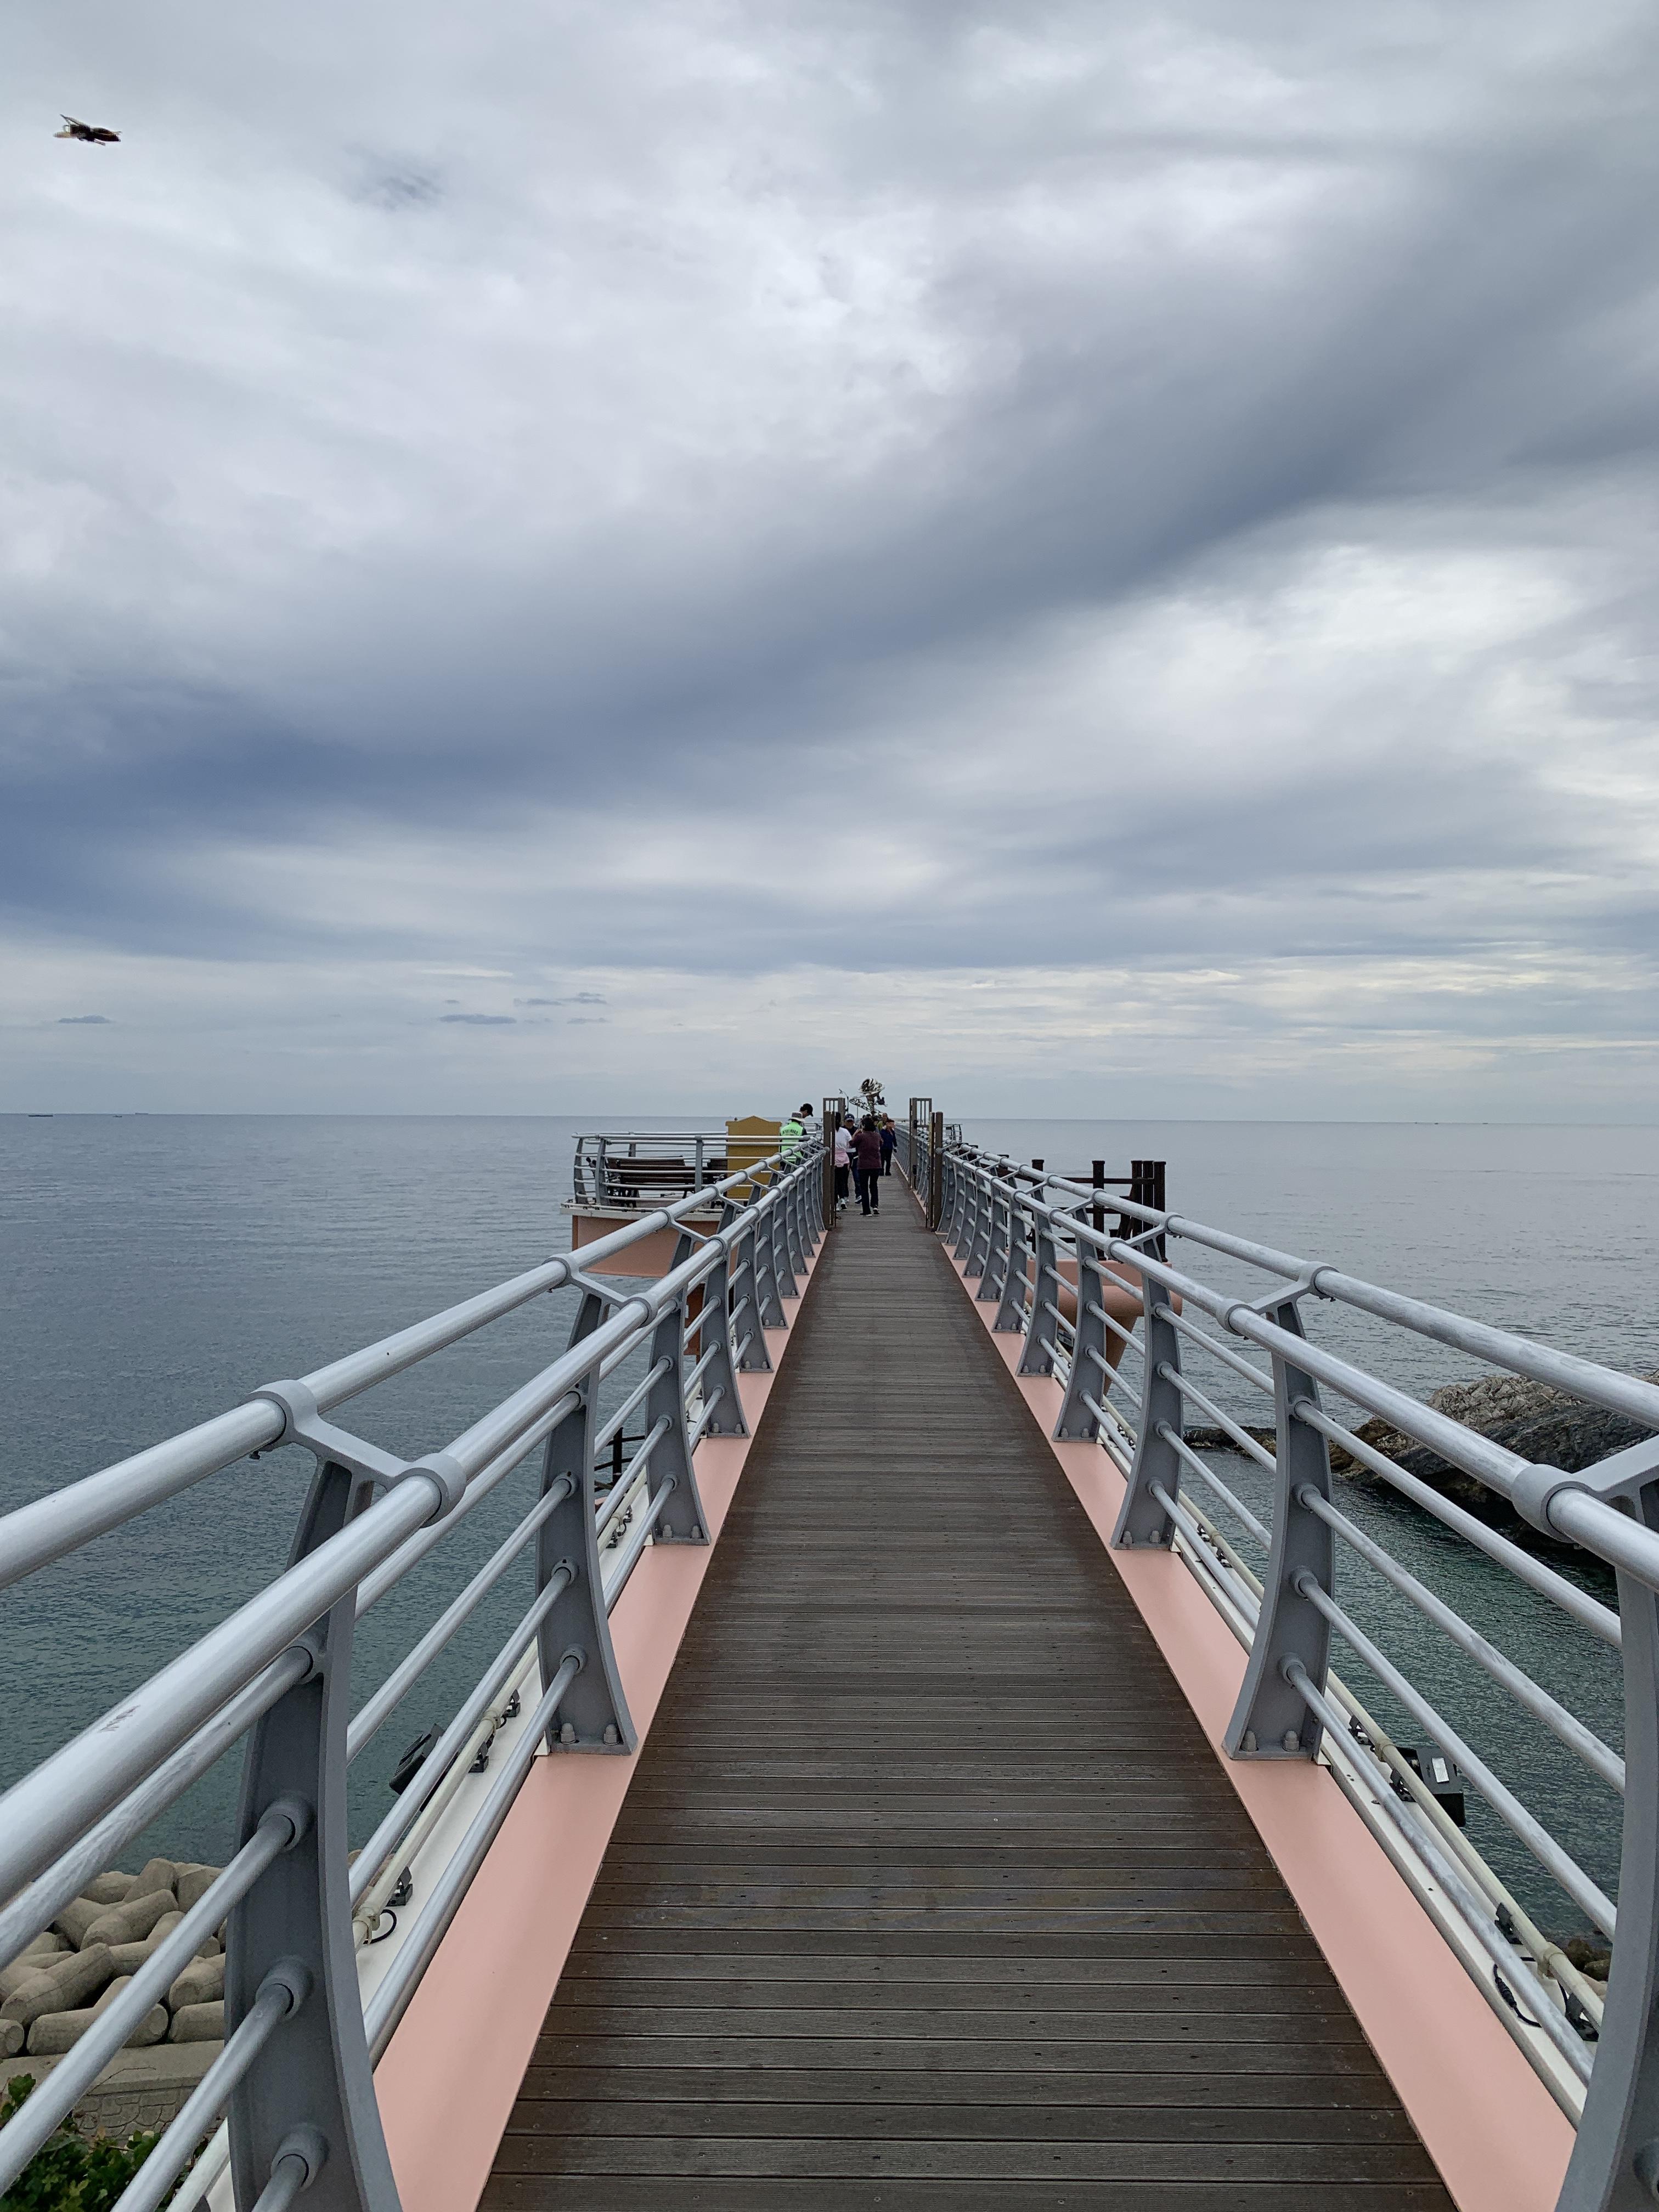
[559,1722,576,1745]
[1282,1730,1300,1752]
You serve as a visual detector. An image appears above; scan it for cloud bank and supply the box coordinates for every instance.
[4,0,1658,1115]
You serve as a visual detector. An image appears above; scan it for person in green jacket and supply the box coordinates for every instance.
[780,1103,814,1162]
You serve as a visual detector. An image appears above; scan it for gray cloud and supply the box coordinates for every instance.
[57,1014,111,1025]
[438,1013,515,1026]
[3,0,1658,1114]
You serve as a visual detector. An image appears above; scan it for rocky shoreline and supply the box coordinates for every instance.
[1185,1368,1658,1566]
[2,1858,226,2066]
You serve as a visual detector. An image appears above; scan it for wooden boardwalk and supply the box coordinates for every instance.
[483,1183,1453,2208]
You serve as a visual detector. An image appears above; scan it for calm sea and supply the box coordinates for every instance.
[3,1115,1655,1941]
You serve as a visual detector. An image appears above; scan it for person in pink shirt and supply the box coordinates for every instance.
[832,1120,852,1214]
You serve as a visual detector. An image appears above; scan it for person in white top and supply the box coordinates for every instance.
[832,1121,851,1212]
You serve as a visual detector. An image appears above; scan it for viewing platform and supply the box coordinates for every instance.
[2,1108,1654,2211]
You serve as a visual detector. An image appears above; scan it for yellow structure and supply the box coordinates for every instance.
[724,1114,781,1199]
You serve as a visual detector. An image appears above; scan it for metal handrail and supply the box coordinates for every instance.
[917,1130,1659,2198]
[0,1144,825,2211]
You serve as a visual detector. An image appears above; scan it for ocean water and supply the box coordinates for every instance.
[3,1115,1655,1944]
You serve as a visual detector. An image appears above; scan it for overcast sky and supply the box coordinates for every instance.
[5,1,1658,1118]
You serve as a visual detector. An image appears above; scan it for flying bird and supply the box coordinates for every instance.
[57,117,121,144]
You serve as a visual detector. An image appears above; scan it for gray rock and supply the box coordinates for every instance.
[1335,1368,1658,1555]
[0,2021,21,2059]
[82,1873,136,1906]
[50,1898,108,1950]
[26,1976,169,2056]
[83,1889,177,1951]
[1,1944,115,2027]
[107,1917,208,1976]
[122,1859,177,1903]
[167,2000,224,2044]
[174,1866,223,1915]
[0,1937,70,2002]
[166,1955,224,2012]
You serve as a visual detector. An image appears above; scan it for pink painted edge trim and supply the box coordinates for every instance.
[943,1238,1572,2212]
[372,1250,824,2212]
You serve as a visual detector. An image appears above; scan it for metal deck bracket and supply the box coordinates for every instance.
[751,1193,786,1329]
[1018,1216,1064,1376]
[1111,1274,1184,1549]
[1224,1300,1333,1760]
[1054,1245,1110,1443]
[1513,1435,1659,1536]
[993,1197,1030,1334]
[227,1457,400,2212]
[251,1381,466,1525]
[765,1173,800,1302]
[533,1292,635,1753]
[727,1216,772,1373]
[968,1174,996,1288]
[688,1238,749,1441]
[640,1251,710,1544]
[1557,1474,1659,2210]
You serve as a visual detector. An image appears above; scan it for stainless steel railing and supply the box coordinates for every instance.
[0,1147,824,2212]
[569,1129,730,1209]
[904,1126,1659,2212]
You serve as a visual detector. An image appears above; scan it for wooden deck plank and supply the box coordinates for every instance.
[481,1192,1453,2208]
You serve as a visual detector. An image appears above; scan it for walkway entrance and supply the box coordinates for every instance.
[483,1194,1451,2207]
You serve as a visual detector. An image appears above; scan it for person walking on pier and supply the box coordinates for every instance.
[879,1115,896,1177]
[853,1115,884,1214]
[832,1118,852,1214]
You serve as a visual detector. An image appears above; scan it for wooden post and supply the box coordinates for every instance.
[822,1096,845,1230]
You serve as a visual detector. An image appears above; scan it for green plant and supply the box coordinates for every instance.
[1,2074,162,2212]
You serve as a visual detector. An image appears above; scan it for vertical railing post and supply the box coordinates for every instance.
[691,1236,749,1438]
[928,1113,945,1228]
[994,1187,1030,1334]
[795,1159,820,1257]
[767,1173,799,1300]
[226,1453,398,2212]
[1111,1277,1184,1548]
[729,1212,770,1372]
[1224,1301,1333,1758]
[1054,1239,1109,1441]
[1018,1206,1064,1376]
[978,1176,1008,1303]
[781,1166,808,1280]
[1553,1487,1659,2207]
[945,1153,967,1249]
[644,1257,710,1543]
[752,1187,786,1327]
[534,1293,636,1751]
[967,1166,994,1278]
